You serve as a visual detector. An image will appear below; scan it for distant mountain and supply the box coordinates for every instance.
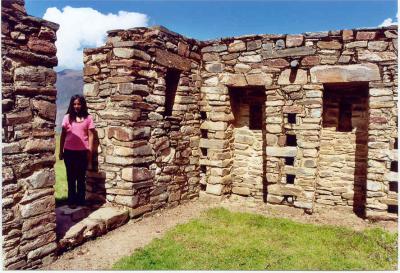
[56,69,84,132]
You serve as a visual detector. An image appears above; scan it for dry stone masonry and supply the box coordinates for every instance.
[82,26,202,217]
[83,24,397,221]
[2,0,59,269]
[2,0,398,269]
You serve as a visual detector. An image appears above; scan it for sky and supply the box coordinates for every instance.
[25,0,398,70]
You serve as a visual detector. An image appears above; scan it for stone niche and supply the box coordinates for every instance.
[317,83,369,216]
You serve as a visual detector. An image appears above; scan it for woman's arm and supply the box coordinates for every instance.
[59,128,66,160]
[87,128,95,169]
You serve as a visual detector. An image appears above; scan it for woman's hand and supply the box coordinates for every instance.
[87,150,93,170]
[59,152,64,160]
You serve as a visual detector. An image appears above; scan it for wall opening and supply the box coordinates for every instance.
[286,174,296,184]
[388,205,398,214]
[389,182,398,192]
[285,157,295,166]
[164,69,181,116]
[338,101,352,132]
[199,165,207,191]
[286,134,297,147]
[320,82,369,218]
[288,113,296,124]
[390,161,398,172]
[249,103,263,130]
[229,86,266,201]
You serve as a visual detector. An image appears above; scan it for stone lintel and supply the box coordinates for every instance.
[266,146,297,157]
[310,63,380,83]
[154,48,192,71]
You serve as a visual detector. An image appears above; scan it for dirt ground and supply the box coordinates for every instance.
[45,198,398,270]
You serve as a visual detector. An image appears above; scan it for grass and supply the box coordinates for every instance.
[54,134,68,205]
[113,207,398,270]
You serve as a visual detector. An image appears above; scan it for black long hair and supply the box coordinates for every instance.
[66,94,89,123]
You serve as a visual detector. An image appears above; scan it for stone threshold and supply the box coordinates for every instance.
[56,203,129,251]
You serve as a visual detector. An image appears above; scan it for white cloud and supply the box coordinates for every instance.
[379,12,398,27]
[43,6,149,70]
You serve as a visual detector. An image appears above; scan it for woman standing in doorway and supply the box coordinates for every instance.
[59,94,95,208]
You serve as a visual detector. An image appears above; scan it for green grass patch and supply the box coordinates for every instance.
[113,207,398,270]
[54,134,68,205]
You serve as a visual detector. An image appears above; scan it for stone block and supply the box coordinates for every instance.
[264,58,289,68]
[358,50,397,62]
[317,40,342,49]
[219,73,247,87]
[5,110,32,125]
[277,69,307,85]
[199,139,229,149]
[83,65,99,76]
[27,37,57,55]
[266,146,297,157]
[368,41,388,51]
[235,134,254,145]
[32,100,56,121]
[26,242,57,262]
[122,167,154,182]
[206,184,223,195]
[247,40,262,50]
[88,207,129,230]
[286,35,304,47]
[345,41,367,49]
[99,110,141,120]
[24,138,55,153]
[342,30,354,41]
[200,121,227,131]
[155,48,192,71]
[238,55,262,63]
[228,40,246,52]
[201,44,227,53]
[108,127,138,141]
[385,172,398,182]
[245,73,273,86]
[301,56,320,66]
[114,145,153,157]
[356,31,376,40]
[262,46,315,59]
[268,184,302,196]
[232,187,251,196]
[310,63,380,83]
[21,195,55,219]
[367,181,382,192]
[83,83,99,97]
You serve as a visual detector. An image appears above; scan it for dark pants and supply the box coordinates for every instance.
[64,149,88,205]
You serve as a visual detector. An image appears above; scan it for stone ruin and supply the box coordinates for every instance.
[2,0,398,270]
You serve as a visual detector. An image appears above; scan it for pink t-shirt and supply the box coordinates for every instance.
[62,114,95,151]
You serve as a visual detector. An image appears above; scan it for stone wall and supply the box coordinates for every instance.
[84,25,397,220]
[316,84,369,214]
[198,27,398,218]
[83,26,202,218]
[2,0,59,269]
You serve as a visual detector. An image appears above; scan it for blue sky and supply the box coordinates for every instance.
[25,0,398,70]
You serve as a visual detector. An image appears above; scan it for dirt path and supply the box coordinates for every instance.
[45,198,397,270]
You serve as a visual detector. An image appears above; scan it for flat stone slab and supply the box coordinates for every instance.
[310,63,380,83]
[57,204,129,251]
